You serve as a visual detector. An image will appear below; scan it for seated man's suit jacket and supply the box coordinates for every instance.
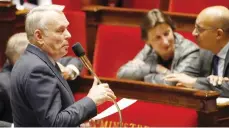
[0,64,13,123]
[10,44,97,127]
[195,48,229,97]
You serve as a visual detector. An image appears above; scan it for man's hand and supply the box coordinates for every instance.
[164,73,197,88]
[156,64,169,74]
[207,75,229,86]
[87,77,116,106]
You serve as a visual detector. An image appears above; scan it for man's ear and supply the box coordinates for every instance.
[34,29,44,46]
[216,28,224,40]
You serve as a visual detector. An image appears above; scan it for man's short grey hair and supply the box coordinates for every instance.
[25,5,65,42]
[5,32,29,63]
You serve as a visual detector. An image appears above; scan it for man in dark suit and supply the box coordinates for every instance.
[0,32,84,124]
[10,5,116,127]
[165,6,229,97]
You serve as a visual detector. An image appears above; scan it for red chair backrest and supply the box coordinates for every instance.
[64,11,87,57]
[52,0,81,10]
[64,11,88,76]
[93,24,144,78]
[123,0,161,9]
[169,0,229,14]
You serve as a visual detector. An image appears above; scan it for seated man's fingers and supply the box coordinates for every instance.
[218,77,223,85]
[208,75,214,85]
[207,75,213,80]
[212,76,218,86]
[223,77,229,81]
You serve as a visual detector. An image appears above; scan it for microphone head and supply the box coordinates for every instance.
[72,42,86,57]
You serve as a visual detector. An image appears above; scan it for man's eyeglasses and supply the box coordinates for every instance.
[194,24,217,34]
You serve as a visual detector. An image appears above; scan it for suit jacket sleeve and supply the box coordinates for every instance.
[144,41,200,86]
[117,44,157,80]
[25,65,97,126]
[58,57,83,72]
[172,42,200,77]
[194,77,229,97]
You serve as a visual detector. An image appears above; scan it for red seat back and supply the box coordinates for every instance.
[169,0,229,14]
[52,0,81,10]
[64,11,88,76]
[64,11,87,56]
[123,0,161,9]
[93,24,144,78]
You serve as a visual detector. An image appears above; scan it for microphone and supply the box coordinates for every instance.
[72,42,122,126]
[72,43,101,84]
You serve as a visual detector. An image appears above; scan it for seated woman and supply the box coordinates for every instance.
[117,9,200,85]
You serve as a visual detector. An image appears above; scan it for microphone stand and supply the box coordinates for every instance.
[81,57,123,127]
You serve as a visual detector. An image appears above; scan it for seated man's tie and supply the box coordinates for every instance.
[212,55,219,75]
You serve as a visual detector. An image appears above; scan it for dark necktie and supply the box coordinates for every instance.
[212,55,219,75]
[55,63,61,73]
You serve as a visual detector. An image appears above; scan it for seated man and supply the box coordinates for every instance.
[165,6,229,97]
[117,9,200,85]
[0,32,84,124]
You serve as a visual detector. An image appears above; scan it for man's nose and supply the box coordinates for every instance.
[65,30,71,39]
[192,28,198,37]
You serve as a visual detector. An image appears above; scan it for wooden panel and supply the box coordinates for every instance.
[69,75,229,126]
[70,76,219,112]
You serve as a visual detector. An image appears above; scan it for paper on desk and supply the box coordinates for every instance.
[217,97,229,106]
[92,98,137,120]
[92,97,229,120]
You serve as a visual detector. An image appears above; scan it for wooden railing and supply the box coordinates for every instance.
[69,75,229,126]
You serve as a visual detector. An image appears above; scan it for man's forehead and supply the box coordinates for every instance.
[45,12,69,27]
[195,14,214,28]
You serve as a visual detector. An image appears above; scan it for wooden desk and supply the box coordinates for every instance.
[69,76,229,126]
[82,5,197,62]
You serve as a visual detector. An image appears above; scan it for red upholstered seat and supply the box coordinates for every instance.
[64,11,88,76]
[52,0,81,10]
[122,0,160,9]
[90,24,197,126]
[169,0,229,14]
[64,11,87,57]
[93,24,144,78]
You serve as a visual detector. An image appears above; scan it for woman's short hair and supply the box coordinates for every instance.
[140,9,176,41]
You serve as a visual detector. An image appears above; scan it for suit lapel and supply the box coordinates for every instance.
[223,49,229,76]
[26,44,74,101]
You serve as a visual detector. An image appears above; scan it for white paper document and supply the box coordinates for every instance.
[92,98,137,120]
